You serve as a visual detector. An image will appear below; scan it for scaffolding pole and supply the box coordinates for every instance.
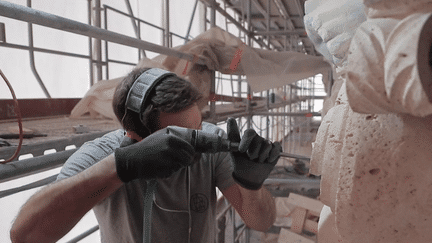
[87,0,94,86]
[26,0,51,98]
[93,0,103,82]
[201,0,271,50]
[209,0,216,123]
[162,0,170,47]
[0,1,207,65]
[124,0,146,58]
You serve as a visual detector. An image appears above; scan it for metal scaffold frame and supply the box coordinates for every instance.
[0,0,324,242]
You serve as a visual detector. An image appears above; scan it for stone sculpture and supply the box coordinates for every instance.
[304,0,432,242]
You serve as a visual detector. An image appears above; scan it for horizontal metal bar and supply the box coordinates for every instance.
[0,149,76,183]
[205,98,309,123]
[0,174,57,199]
[170,32,189,41]
[200,0,271,50]
[0,42,90,59]
[106,58,137,66]
[66,225,99,243]
[254,29,306,36]
[201,0,249,33]
[280,152,310,161]
[250,15,303,21]
[0,1,206,65]
[252,112,321,117]
[0,130,113,162]
[264,178,320,187]
[301,95,327,99]
[103,5,164,31]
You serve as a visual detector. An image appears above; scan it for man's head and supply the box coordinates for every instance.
[112,67,203,139]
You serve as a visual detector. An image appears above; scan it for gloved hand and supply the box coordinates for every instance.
[227,118,282,190]
[115,128,195,183]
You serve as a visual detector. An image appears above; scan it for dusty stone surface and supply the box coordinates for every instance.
[306,0,432,242]
[364,0,432,18]
[304,0,367,67]
[335,110,432,242]
[313,83,432,242]
[346,14,432,116]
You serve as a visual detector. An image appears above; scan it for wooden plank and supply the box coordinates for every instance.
[304,219,318,234]
[0,98,81,121]
[287,193,324,216]
[291,207,307,234]
[278,228,315,243]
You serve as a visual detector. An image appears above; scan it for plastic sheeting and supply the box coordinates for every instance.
[71,27,331,119]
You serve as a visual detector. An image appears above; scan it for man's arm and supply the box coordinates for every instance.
[10,128,195,243]
[220,118,281,232]
[221,184,276,232]
[10,154,123,243]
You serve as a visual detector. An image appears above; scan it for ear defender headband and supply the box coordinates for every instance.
[122,68,176,127]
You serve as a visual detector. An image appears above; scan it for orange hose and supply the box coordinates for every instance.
[0,69,23,163]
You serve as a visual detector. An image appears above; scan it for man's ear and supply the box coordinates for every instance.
[126,131,143,142]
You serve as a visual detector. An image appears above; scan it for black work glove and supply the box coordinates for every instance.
[115,128,195,183]
[227,118,282,190]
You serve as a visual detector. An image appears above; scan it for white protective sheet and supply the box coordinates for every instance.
[71,27,331,119]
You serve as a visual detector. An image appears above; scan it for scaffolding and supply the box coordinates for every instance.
[0,0,326,242]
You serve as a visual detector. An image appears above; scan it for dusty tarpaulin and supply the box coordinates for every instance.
[71,27,331,119]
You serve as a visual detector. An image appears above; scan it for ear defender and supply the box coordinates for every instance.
[122,68,176,127]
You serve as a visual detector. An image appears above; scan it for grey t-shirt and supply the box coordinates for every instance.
[57,122,235,243]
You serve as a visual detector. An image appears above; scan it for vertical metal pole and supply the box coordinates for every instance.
[246,0,252,130]
[289,85,292,152]
[282,85,286,149]
[301,79,304,147]
[27,0,51,98]
[103,5,109,80]
[124,0,146,57]
[307,79,312,143]
[224,1,228,31]
[260,91,263,137]
[198,1,207,33]
[163,0,170,47]
[271,90,274,141]
[94,0,103,81]
[138,21,141,60]
[312,76,315,112]
[88,0,94,86]
[284,16,288,51]
[236,1,243,130]
[210,1,216,30]
[238,75,242,129]
[266,0,270,47]
[170,33,173,48]
[209,0,216,123]
[266,90,270,140]
[185,0,199,44]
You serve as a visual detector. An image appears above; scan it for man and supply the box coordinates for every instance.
[10,67,281,242]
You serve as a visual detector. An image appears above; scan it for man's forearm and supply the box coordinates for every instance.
[238,185,276,232]
[10,154,123,243]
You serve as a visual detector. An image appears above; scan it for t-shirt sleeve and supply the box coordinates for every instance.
[202,123,236,191]
[56,129,125,181]
[214,151,235,191]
